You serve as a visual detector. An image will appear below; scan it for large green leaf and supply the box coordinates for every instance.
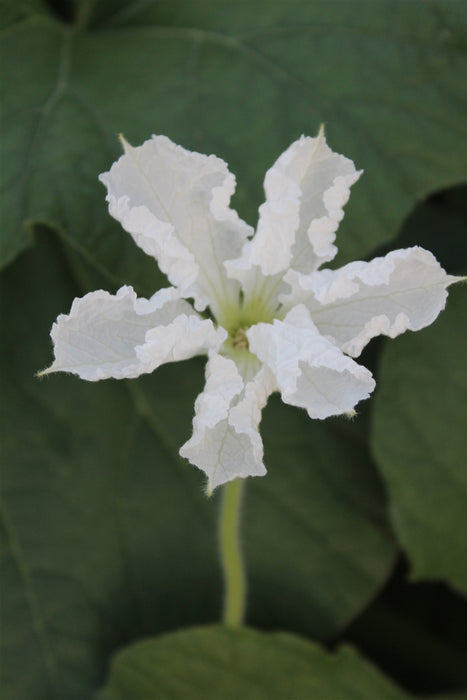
[371,284,467,595]
[0,230,395,697]
[0,233,220,697]
[1,0,466,279]
[98,624,409,700]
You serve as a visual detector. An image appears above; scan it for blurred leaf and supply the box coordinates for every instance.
[0,232,219,698]
[0,0,46,28]
[0,230,396,697]
[1,0,467,281]
[98,624,409,700]
[345,562,467,694]
[246,401,396,638]
[375,185,467,274]
[79,0,135,28]
[372,284,467,595]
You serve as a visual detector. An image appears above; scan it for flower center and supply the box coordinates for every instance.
[232,327,249,350]
[222,323,259,382]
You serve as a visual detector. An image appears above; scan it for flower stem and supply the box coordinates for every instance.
[219,478,246,627]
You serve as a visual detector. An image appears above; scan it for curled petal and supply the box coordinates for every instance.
[40,286,225,381]
[283,247,459,357]
[99,135,252,314]
[180,353,275,492]
[247,305,375,419]
[226,127,360,282]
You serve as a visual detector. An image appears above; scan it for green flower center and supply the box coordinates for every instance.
[216,288,282,380]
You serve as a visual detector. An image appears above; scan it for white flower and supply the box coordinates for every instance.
[42,129,459,493]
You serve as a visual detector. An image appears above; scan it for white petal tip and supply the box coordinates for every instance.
[36,367,51,378]
[118,133,132,153]
[449,274,467,286]
[36,363,75,379]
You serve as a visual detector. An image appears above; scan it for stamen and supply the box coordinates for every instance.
[232,327,249,350]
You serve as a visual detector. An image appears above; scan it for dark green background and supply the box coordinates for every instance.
[1,1,466,697]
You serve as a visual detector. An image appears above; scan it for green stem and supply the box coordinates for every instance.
[219,478,246,627]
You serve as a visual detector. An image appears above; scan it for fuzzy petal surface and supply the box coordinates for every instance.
[283,247,459,357]
[180,352,275,492]
[42,286,225,381]
[248,305,375,419]
[226,128,361,285]
[99,135,252,314]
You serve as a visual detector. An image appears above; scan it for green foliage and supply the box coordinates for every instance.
[2,1,467,274]
[372,285,467,595]
[98,625,409,700]
[1,1,466,698]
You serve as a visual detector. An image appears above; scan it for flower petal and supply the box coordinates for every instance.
[226,127,361,281]
[247,305,375,419]
[99,135,252,314]
[180,352,275,492]
[41,286,225,381]
[283,247,459,358]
